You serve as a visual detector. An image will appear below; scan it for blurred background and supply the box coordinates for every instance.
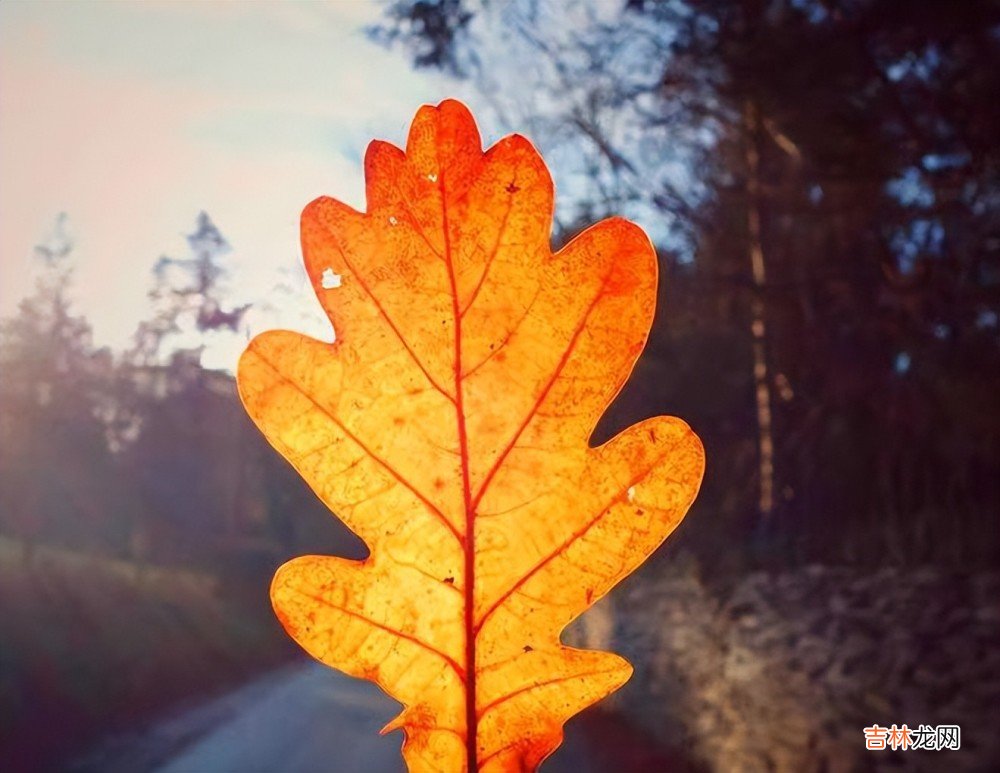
[1,1,998,771]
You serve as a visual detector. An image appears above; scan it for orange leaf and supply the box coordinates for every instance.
[237,100,704,772]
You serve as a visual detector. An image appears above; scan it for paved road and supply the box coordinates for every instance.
[74,661,656,773]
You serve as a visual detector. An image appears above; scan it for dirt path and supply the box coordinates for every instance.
[73,660,686,772]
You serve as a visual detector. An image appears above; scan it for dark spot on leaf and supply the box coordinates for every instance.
[523,644,534,652]
[444,576,455,584]
[433,477,445,490]
[636,509,645,516]
[506,182,520,193]
[393,416,405,426]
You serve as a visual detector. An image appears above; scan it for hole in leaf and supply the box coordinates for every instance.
[321,268,342,289]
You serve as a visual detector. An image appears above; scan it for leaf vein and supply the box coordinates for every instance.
[474,434,689,634]
[320,220,456,404]
[252,347,463,544]
[460,194,515,319]
[471,270,616,511]
[298,590,464,679]
[476,666,623,722]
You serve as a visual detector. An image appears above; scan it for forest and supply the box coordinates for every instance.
[3,0,998,578]
[373,0,1000,570]
[0,212,362,572]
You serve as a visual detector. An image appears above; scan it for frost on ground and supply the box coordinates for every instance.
[569,560,1000,772]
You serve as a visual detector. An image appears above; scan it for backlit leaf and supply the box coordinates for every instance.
[237,100,704,772]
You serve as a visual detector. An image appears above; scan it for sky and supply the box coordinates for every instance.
[0,0,492,370]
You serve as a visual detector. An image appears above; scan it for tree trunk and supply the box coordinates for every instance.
[744,98,775,520]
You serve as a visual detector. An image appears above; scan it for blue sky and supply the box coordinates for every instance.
[0,1,495,369]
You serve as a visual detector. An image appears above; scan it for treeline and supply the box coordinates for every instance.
[0,214,362,576]
[375,0,1000,568]
[3,0,999,573]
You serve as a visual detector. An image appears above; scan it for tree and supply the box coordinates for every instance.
[0,215,126,558]
[373,0,1000,567]
[129,212,250,366]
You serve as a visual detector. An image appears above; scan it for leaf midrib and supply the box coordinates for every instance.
[432,150,480,773]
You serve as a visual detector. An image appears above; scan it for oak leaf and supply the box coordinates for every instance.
[237,100,704,772]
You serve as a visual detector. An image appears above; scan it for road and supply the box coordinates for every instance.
[74,661,678,773]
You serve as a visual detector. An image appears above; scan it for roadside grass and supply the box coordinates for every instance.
[0,537,292,771]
